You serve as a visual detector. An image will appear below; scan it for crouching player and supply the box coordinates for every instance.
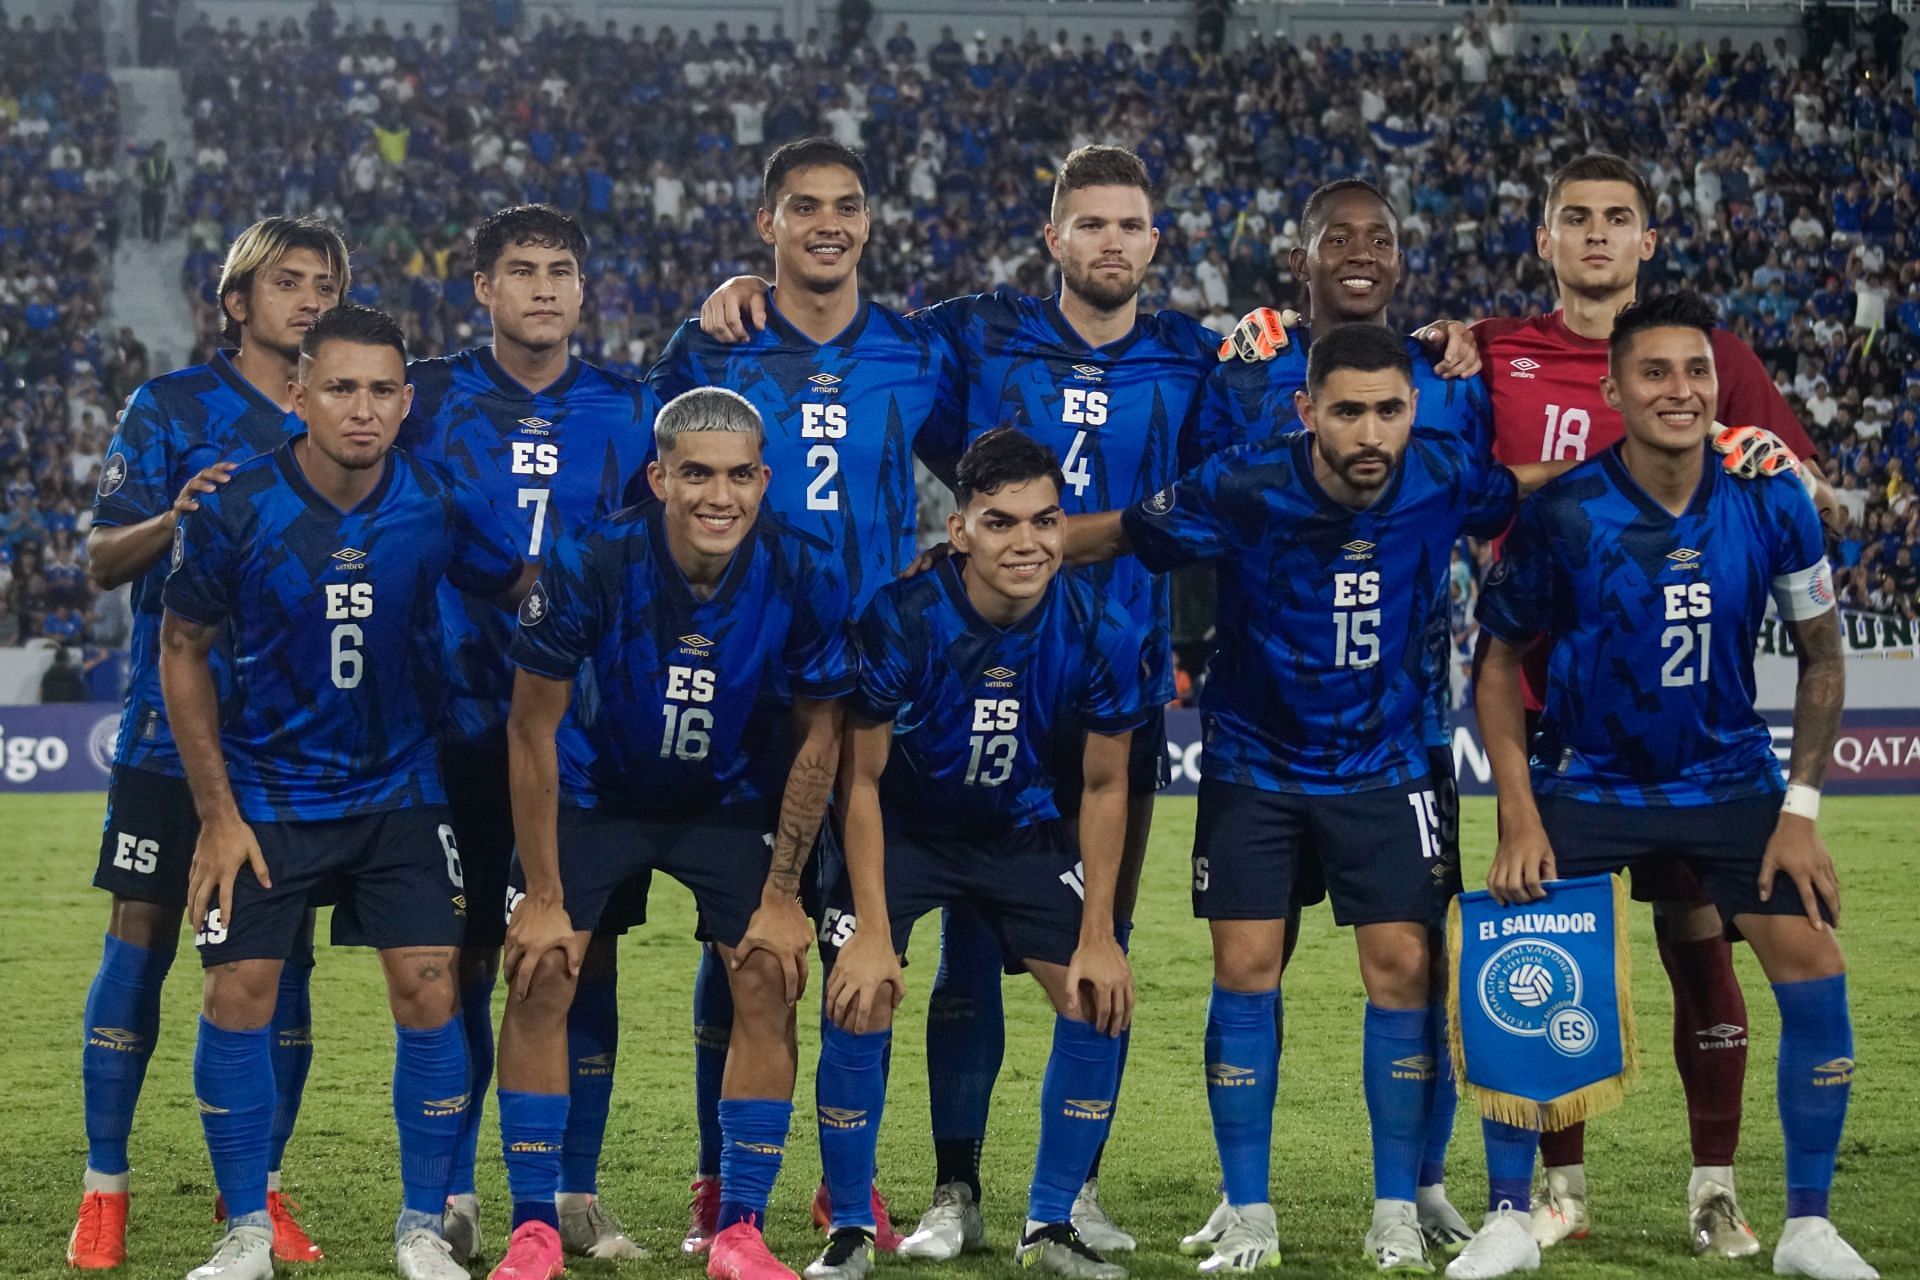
[488,387,855,1280]
[159,304,532,1280]
[1451,291,1873,1280]
[809,428,1140,1280]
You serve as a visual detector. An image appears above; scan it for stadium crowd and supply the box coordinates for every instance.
[1,0,1917,661]
[0,0,139,671]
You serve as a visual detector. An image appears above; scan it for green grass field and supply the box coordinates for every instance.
[2,794,1916,1280]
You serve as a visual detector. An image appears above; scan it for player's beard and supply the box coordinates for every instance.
[1318,437,1400,493]
[1060,258,1145,313]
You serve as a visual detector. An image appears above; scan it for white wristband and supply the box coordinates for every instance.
[1781,783,1821,821]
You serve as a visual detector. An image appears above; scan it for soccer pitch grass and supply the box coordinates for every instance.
[3,794,1916,1280]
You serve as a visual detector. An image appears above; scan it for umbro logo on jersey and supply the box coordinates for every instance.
[1508,358,1539,379]
[808,373,842,387]
[332,547,368,564]
[1667,548,1702,564]
[1342,539,1376,559]
[1071,363,1104,381]
[984,666,1017,680]
[1207,1063,1257,1087]
[517,416,553,432]
[680,633,716,657]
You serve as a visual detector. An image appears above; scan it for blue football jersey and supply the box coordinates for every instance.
[1189,334,1495,750]
[399,349,656,746]
[92,353,301,776]
[854,557,1151,836]
[917,290,1220,704]
[1476,448,1831,806]
[1123,430,1517,794]
[162,441,525,822]
[647,298,962,612]
[507,504,856,816]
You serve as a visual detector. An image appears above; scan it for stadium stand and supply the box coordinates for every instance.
[0,0,138,677]
[1,0,1916,667]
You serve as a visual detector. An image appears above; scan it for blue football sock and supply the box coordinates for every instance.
[268,962,313,1173]
[1206,985,1279,1207]
[561,970,618,1195]
[394,1019,468,1218]
[499,1088,567,1229]
[817,1021,889,1228]
[82,934,171,1176]
[195,1018,275,1220]
[693,946,733,1178]
[1420,1003,1456,1188]
[1774,974,1853,1220]
[1029,1015,1122,1225]
[926,905,1006,1147]
[1481,1119,1536,1213]
[1085,922,1133,1181]
[1363,1004,1431,1203]
[450,971,496,1198]
[718,1098,792,1230]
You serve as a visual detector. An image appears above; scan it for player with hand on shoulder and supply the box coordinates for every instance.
[811,428,1141,1280]
[647,139,962,1253]
[70,217,348,1270]
[1065,326,1572,1276]
[1472,154,1830,1256]
[489,388,855,1280]
[399,204,657,1265]
[700,143,1217,1255]
[160,304,533,1280]
[1452,290,1869,1280]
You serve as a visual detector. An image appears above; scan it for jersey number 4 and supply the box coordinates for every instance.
[1060,389,1107,497]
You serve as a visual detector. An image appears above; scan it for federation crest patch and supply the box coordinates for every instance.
[98,452,127,496]
[170,523,185,571]
[1143,487,1175,515]
[518,580,549,626]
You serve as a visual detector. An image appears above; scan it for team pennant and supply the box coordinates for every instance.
[1447,873,1638,1131]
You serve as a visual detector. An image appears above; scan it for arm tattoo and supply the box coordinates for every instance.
[768,752,835,896]
[1786,609,1846,789]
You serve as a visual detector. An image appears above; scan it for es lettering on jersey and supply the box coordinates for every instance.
[917,290,1220,703]
[92,353,302,776]
[400,349,656,746]
[647,299,962,612]
[854,557,1149,835]
[1476,447,1832,807]
[1123,431,1517,794]
[1189,334,1495,748]
[162,440,524,822]
[507,504,855,816]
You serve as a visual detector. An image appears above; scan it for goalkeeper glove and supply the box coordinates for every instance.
[1713,423,1821,499]
[1217,306,1303,363]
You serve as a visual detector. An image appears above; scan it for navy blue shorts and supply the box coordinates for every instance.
[196,806,467,965]
[94,765,198,907]
[1191,777,1455,928]
[818,819,1092,973]
[440,741,515,949]
[1537,791,1826,925]
[512,804,770,947]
